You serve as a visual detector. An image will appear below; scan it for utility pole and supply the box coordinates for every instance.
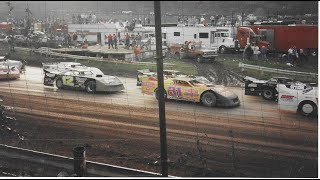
[231,11,234,26]
[241,12,244,26]
[154,1,168,177]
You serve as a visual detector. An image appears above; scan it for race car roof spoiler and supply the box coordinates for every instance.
[243,76,266,83]
[137,69,151,74]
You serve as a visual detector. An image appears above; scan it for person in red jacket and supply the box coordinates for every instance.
[134,46,141,61]
[107,34,113,49]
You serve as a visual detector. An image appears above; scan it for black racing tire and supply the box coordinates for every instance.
[175,52,180,60]
[219,46,227,54]
[298,101,317,117]
[201,91,217,107]
[55,78,64,89]
[136,79,142,86]
[262,88,275,100]
[85,81,96,93]
[155,88,167,100]
[196,55,202,63]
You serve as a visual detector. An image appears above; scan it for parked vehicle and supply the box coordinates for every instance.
[164,25,270,53]
[14,35,27,44]
[169,41,218,63]
[249,24,318,55]
[43,65,124,93]
[0,35,9,43]
[0,57,26,73]
[0,65,20,80]
[244,76,294,100]
[278,82,318,116]
[141,76,240,107]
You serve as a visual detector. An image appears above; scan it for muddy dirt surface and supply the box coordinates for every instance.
[0,90,317,177]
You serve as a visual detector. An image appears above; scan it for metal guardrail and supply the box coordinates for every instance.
[15,47,176,67]
[239,62,318,78]
[0,144,168,177]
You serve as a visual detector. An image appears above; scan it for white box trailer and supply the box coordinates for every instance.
[68,22,125,44]
[131,24,167,50]
[165,25,237,53]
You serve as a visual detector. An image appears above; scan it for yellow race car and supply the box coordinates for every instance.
[141,76,240,107]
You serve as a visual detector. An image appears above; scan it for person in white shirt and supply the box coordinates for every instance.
[252,43,260,60]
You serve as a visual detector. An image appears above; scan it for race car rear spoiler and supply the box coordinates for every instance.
[137,69,151,74]
[243,76,266,83]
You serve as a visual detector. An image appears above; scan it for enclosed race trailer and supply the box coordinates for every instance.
[249,24,318,55]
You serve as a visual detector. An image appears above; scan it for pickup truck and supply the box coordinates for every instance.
[169,42,218,63]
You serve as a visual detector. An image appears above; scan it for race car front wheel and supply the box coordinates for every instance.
[201,92,216,107]
[298,101,317,117]
[56,78,63,89]
[85,81,96,93]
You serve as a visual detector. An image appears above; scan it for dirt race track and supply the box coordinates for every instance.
[0,66,318,177]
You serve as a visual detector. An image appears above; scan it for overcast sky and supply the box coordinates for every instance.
[0,1,317,20]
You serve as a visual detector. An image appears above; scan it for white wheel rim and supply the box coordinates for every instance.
[87,84,93,92]
[205,95,213,104]
[264,90,272,99]
[302,104,313,114]
[57,80,62,87]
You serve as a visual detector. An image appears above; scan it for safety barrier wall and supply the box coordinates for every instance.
[0,144,167,177]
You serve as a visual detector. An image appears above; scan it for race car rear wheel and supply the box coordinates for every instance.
[201,92,216,107]
[298,101,317,117]
[262,88,275,100]
[55,78,63,89]
[155,88,167,100]
[85,81,96,93]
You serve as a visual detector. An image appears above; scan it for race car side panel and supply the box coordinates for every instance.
[43,69,57,86]
[244,80,265,96]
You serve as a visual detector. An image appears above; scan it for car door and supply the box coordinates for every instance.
[62,71,75,87]
[167,80,194,101]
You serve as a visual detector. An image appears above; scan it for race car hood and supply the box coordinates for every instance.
[93,75,123,85]
[208,85,237,98]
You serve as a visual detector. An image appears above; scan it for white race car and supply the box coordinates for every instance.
[0,65,20,80]
[0,56,26,73]
[277,82,318,116]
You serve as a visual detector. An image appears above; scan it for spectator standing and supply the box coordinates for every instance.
[125,33,130,49]
[252,43,260,60]
[260,46,268,60]
[113,34,117,49]
[117,32,121,40]
[132,39,137,49]
[288,46,294,63]
[243,43,253,60]
[107,34,113,49]
[135,33,142,48]
[298,48,308,63]
[210,16,215,26]
[288,46,299,65]
[291,46,299,66]
[134,46,141,61]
